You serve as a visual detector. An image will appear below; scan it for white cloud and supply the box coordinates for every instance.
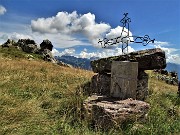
[153,41,180,64]
[106,26,133,46]
[77,45,135,58]
[53,45,135,59]
[0,32,33,44]
[31,11,133,48]
[52,48,76,57]
[10,32,33,41]
[153,41,170,46]
[0,5,6,15]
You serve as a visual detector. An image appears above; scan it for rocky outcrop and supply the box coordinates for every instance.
[17,39,39,53]
[40,39,53,51]
[84,95,150,130]
[42,49,57,63]
[39,40,57,63]
[1,39,59,64]
[91,48,166,73]
[2,39,16,47]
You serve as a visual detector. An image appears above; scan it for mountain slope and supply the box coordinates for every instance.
[0,57,94,135]
[166,62,180,72]
[55,55,92,70]
[0,49,179,134]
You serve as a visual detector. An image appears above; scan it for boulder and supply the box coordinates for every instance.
[40,39,53,51]
[90,70,148,100]
[137,70,148,100]
[17,39,39,53]
[90,73,111,95]
[42,49,57,63]
[91,48,166,73]
[21,44,38,53]
[84,95,150,130]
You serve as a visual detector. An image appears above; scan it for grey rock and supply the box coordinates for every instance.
[91,48,166,73]
[90,71,148,100]
[137,71,148,100]
[90,73,111,96]
[110,61,138,99]
[17,39,39,53]
[40,39,53,51]
[83,95,150,130]
[42,49,57,63]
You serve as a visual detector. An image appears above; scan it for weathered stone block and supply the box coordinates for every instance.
[91,48,166,73]
[83,95,150,130]
[90,70,148,100]
[90,73,111,95]
[137,70,148,100]
[111,61,138,99]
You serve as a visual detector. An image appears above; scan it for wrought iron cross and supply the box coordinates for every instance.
[98,13,155,54]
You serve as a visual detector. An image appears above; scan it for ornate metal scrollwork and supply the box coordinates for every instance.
[99,13,155,54]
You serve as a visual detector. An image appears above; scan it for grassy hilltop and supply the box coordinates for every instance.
[0,46,180,135]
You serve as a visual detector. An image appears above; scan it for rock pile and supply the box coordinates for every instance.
[84,48,166,130]
[2,39,16,47]
[1,38,57,63]
[17,39,39,53]
[153,69,178,85]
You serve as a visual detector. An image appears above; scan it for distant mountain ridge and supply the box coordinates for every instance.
[55,55,99,70]
[166,63,180,72]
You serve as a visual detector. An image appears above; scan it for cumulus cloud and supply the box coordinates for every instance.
[153,41,180,64]
[31,11,132,47]
[0,32,33,44]
[86,46,135,58]
[52,48,76,57]
[0,5,6,15]
[106,26,133,46]
[53,46,135,59]
[10,32,33,41]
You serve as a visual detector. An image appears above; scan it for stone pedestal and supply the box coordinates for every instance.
[110,61,138,99]
[83,95,150,130]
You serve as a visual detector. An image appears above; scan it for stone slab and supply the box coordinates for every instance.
[83,95,150,130]
[111,61,138,99]
[91,48,166,73]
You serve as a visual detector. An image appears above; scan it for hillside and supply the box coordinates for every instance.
[55,55,99,70]
[55,55,92,70]
[0,48,179,135]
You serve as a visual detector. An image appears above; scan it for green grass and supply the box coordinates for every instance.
[0,46,43,60]
[0,49,179,135]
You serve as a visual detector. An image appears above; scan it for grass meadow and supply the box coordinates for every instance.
[0,48,179,135]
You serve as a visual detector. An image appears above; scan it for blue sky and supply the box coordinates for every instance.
[0,0,180,64]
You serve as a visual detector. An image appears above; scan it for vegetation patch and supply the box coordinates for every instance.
[0,54,179,134]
